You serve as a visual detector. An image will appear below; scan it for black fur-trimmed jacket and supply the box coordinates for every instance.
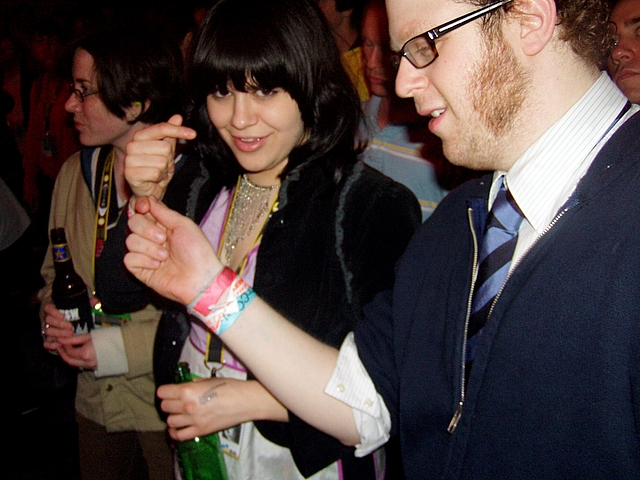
[155,158,421,478]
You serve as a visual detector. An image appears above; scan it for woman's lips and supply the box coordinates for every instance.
[232,135,267,152]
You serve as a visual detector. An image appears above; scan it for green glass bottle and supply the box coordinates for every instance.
[174,362,229,480]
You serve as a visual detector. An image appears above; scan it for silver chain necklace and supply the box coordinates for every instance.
[223,174,279,266]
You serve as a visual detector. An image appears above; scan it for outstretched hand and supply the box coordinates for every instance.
[124,196,222,305]
[124,114,197,201]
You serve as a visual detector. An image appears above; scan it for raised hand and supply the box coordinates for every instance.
[124,114,197,201]
[124,196,223,306]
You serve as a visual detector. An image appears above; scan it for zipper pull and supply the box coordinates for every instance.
[447,402,463,433]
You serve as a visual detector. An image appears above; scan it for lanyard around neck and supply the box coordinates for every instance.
[92,148,115,280]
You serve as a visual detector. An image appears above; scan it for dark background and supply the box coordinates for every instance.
[1,1,212,478]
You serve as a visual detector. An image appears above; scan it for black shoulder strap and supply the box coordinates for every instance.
[80,146,111,203]
[80,147,96,194]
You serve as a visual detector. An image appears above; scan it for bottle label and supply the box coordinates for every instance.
[54,291,94,334]
[61,307,81,322]
[52,243,70,262]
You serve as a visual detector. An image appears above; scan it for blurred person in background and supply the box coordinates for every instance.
[0,31,33,160]
[318,0,371,102]
[357,0,449,221]
[608,0,640,102]
[22,15,80,219]
[0,68,24,197]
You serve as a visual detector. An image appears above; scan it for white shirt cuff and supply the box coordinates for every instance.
[92,326,129,377]
[325,332,391,457]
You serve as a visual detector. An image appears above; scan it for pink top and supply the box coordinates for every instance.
[188,186,260,373]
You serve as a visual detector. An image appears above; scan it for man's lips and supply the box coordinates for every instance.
[417,105,445,119]
[615,68,640,84]
[367,74,388,85]
[425,108,446,134]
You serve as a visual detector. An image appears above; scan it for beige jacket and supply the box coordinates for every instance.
[39,150,165,432]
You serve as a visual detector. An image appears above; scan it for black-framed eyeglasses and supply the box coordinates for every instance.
[69,84,99,103]
[391,0,513,70]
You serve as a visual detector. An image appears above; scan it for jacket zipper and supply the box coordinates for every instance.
[447,207,479,433]
[447,202,577,433]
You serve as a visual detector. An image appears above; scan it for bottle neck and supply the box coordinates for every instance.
[52,243,77,274]
[175,362,192,383]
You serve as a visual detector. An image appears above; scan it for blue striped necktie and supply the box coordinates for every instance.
[467,177,524,363]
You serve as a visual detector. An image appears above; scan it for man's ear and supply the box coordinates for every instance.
[511,0,557,56]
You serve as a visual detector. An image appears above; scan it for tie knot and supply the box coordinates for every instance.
[486,183,524,234]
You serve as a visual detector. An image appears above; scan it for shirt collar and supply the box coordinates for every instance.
[493,72,635,232]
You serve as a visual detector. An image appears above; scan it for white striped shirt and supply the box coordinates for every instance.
[501,72,638,268]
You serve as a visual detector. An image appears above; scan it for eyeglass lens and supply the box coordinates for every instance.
[393,0,512,70]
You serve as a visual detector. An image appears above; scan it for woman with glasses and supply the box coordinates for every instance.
[38,21,212,480]
[125,0,421,478]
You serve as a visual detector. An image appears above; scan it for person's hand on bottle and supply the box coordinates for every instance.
[124,114,196,203]
[56,332,98,371]
[42,301,74,353]
[42,301,98,371]
[125,195,222,306]
[158,377,289,441]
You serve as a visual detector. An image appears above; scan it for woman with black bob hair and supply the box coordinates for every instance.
[125,0,421,478]
[187,0,362,183]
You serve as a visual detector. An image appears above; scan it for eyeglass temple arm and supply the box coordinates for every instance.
[429,0,513,40]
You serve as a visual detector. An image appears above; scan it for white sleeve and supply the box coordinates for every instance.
[92,326,129,377]
[325,332,391,457]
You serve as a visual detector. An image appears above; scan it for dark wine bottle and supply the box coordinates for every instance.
[174,362,229,480]
[50,228,94,334]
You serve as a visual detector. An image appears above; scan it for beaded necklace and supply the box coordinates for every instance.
[221,174,280,267]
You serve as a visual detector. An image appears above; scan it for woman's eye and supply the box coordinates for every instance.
[212,91,231,99]
[254,88,276,98]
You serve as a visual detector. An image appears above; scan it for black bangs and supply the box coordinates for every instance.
[189,0,311,104]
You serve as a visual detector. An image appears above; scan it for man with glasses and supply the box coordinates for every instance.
[124,0,640,477]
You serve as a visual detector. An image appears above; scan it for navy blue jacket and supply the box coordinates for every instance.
[356,112,640,479]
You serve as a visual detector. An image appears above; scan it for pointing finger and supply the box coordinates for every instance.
[131,114,196,143]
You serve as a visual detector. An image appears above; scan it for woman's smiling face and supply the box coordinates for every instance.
[206,84,306,186]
